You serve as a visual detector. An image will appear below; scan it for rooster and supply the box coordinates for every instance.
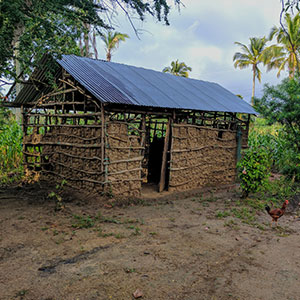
[265,200,289,226]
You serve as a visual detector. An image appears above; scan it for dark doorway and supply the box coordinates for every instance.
[147,135,165,184]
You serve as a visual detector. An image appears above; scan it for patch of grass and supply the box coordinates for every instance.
[202,201,209,207]
[15,289,29,298]
[98,231,114,238]
[96,212,122,224]
[123,218,138,224]
[206,191,218,202]
[132,226,141,236]
[254,223,266,231]
[257,177,300,206]
[114,233,125,239]
[72,214,94,229]
[97,228,124,239]
[273,225,294,237]
[242,197,265,210]
[52,229,59,236]
[231,207,256,224]
[215,210,231,219]
[224,219,239,229]
[149,231,157,236]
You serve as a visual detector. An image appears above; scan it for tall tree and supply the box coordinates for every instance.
[0,0,181,91]
[100,31,129,62]
[233,37,270,105]
[269,13,300,78]
[162,60,192,77]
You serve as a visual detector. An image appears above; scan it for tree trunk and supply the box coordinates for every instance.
[83,23,91,57]
[12,23,25,121]
[92,30,98,60]
[106,51,111,62]
[251,66,256,106]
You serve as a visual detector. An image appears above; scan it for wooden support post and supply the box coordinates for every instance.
[158,117,172,192]
[101,103,105,174]
[140,114,146,149]
[21,105,27,165]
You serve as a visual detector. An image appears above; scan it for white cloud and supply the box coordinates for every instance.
[107,0,286,102]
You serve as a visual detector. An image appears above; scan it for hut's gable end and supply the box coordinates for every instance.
[169,124,238,192]
[22,84,106,192]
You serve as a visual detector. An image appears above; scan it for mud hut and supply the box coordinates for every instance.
[10,55,256,197]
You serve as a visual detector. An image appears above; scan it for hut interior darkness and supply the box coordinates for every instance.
[10,55,256,197]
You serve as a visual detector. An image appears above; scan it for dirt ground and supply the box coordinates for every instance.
[1,182,300,300]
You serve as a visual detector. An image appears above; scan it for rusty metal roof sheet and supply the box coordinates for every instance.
[15,54,256,114]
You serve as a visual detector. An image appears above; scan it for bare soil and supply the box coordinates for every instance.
[1,183,300,300]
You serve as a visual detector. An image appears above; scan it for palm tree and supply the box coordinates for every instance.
[100,31,129,62]
[233,37,269,105]
[268,12,300,78]
[162,60,192,77]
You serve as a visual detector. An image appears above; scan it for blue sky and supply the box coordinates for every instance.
[97,0,287,103]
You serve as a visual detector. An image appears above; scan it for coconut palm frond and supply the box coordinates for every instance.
[101,31,129,62]
[162,60,192,77]
[270,12,300,77]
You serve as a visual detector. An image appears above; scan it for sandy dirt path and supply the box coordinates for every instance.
[0,184,299,300]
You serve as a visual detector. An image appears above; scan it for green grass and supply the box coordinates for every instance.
[215,210,231,219]
[0,118,23,184]
[72,215,95,229]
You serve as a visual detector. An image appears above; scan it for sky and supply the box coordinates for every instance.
[97,0,287,104]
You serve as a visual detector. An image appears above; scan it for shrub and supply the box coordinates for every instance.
[237,145,271,198]
[0,117,23,184]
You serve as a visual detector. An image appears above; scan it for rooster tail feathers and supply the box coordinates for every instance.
[265,205,271,213]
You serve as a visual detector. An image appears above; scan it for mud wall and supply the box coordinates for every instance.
[24,125,104,192]
[105,122,143,197]
[169,124,238,192]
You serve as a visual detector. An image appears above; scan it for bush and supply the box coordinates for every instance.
[0,116,23,184]
[237,145,271,198]
[254,76,300,181]
[249,117,300,182]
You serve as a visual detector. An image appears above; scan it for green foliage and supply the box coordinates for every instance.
[0,113,23,184]
[257,176,300,205]
[162,60,192,77]
[231,207,256,224]
[100,31,129,62]
[72,214,95,229]
[254,76,300,180]
[237,144,271,198]
[0,0,181,84]
[268,13,300,78]
[48,179,67,211]
[233,37,274,102]
[215,210,231,218]
[233,37,268,83]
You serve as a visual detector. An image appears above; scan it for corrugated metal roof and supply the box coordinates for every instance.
[15,54,256,114]
[57,55,256,114]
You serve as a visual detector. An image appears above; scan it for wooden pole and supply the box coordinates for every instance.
[158,117,171,192]
[101,103,105,173]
